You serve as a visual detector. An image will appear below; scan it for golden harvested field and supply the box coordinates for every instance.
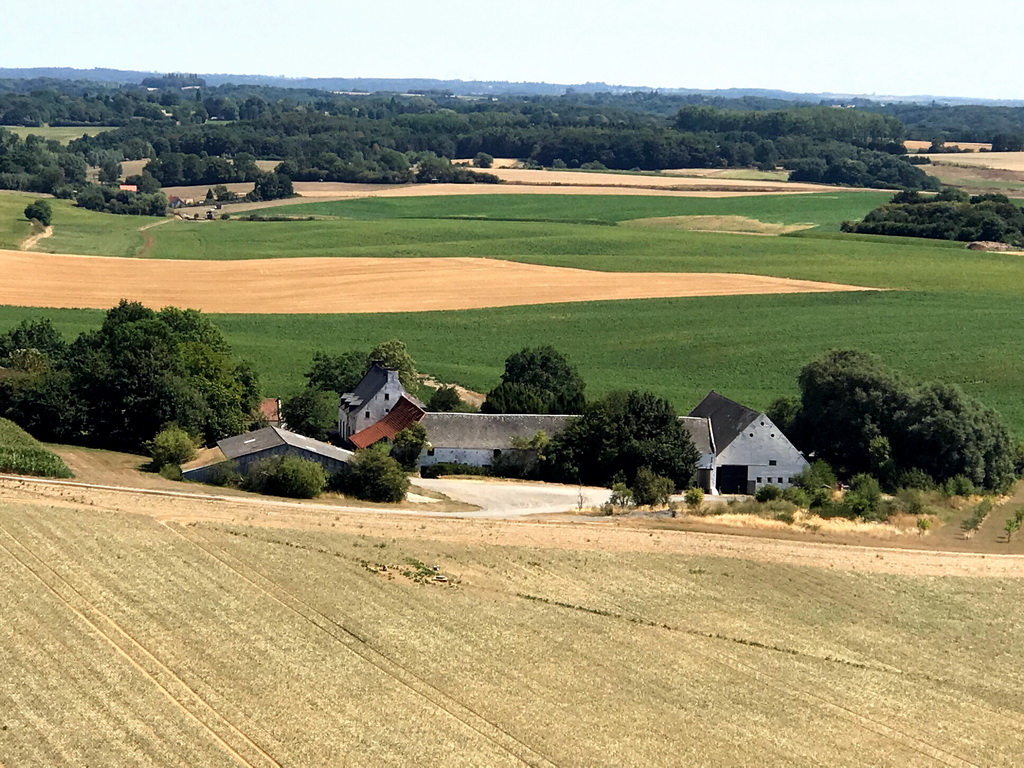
[479,166,838,193]
[905,140,992,152]
[922,151,1024,172]
[2,479,1024,766]
[0,251,873,313]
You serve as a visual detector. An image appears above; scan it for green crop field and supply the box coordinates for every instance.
[1,124,117,144]
[0,418,72,477]
[5,189,1024,430]
[0,194,148,255]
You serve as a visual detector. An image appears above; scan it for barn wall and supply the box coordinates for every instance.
[716,414,807,490]
[419,447,507,467]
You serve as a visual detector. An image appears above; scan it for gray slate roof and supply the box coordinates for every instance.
[340,363,390,413]
[678,416,715,456]
[218,426,354,464]
[688,391,760,453]
[421,413,577,450]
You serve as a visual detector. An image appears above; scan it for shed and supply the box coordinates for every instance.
[419,412,576,467]
[182,426,353,482]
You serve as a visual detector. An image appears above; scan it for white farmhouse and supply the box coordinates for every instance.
[688,391,808,495]
[338,363,413,441]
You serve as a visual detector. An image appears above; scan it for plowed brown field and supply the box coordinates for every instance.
[0,250,874,313]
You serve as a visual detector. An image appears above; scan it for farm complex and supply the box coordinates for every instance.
[3,70,1024,766]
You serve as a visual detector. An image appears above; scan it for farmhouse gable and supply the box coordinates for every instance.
[349,395,426,449]
[338,363,415,440]
[688,391,808,495]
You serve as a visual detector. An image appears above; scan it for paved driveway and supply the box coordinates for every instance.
[415,478,612,519]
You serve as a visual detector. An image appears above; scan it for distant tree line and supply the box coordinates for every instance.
[842,190,1024,246]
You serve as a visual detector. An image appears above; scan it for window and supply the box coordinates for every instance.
[365,411,370,419]
[778,477,783,484]
[493,449,502,458]
[427,448,435,456]
[756,477,762,483]
[769,460,777,466]
[384,393,389,401]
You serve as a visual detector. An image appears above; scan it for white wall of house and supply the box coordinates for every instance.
[716,414,808,490]
[339,371,406,438]
[420,447,504,467]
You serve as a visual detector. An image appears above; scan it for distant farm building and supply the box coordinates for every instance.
[688,391,808,495]
[419,412,575,468]
[349,395,426,449]
[338,363,420,441]
[182,426,353,482]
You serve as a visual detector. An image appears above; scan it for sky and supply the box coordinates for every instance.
[4,0,1022,100]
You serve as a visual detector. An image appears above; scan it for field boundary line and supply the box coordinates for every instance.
[167,521,558,767]
[0,520,282,768]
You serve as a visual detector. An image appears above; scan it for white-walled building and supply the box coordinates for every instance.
[688,391,808,495]
[338,363,413,440]
[419,413,576,468]
[679,416,717,493]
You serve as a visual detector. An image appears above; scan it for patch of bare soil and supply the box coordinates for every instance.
[922,151,1024,172]
[624,215,813,235]
[418,374,486,408]
[0,251,877,313]
[905,140,992,152]
[19,222,52,251]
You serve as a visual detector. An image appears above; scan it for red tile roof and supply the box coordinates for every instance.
[119,184,138,192]
[349,395,425,449]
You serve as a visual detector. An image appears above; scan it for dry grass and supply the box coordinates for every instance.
[922,151,1024,172]
[0,250,874,314]
[623,214,813,235]
[905,140,992,152]
[2,491,1024,765]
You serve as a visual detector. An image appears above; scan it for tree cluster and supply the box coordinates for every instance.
[0,303,261,453]
[75,184,167,216]
[483,346,586,415]
[842,190,1024,246]
[773,350,1017,492]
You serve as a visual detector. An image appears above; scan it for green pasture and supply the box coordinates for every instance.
[0,194,148,255]
[4,188,1024,432]
[1,125,116,144]
[5,288,1024,432]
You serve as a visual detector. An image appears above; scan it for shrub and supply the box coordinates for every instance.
[781,486,809,508]
[609,482,634,508]
[892,488,926,515]
[391,422,428,471]
[684,486,705,512]
[159,463,183,481]
[419,462,490,479]
[205,463,242,487]
[24,199,52,226]
[427,385,462,412]
[242,456,326,498]
[943,474,976,497]
[148,424,198,470]
[630,467,675,507]
[774,508,796,524]
[792,460,836,492]
[850,474,882,510]
[755,484,782,502]
[341,447,409,503]
[894,467,935,491]
[809,487,833,509]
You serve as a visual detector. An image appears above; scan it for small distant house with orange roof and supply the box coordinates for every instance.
[118,184,138,192]
[349,395,426,449]
[260,397,284,429]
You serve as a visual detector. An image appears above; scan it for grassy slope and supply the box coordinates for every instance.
[2,502,1022,765]
[0,418,73,477]
[0,193,147,256]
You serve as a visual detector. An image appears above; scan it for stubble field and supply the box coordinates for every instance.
[2,485,1023,766]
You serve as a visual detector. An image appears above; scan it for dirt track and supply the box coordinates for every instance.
[2,475,1021,578]
[0,251,874,313]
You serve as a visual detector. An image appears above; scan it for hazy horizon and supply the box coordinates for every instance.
[5,0,1023,101]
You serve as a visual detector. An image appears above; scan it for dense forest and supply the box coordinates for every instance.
[6,77,1024,213]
